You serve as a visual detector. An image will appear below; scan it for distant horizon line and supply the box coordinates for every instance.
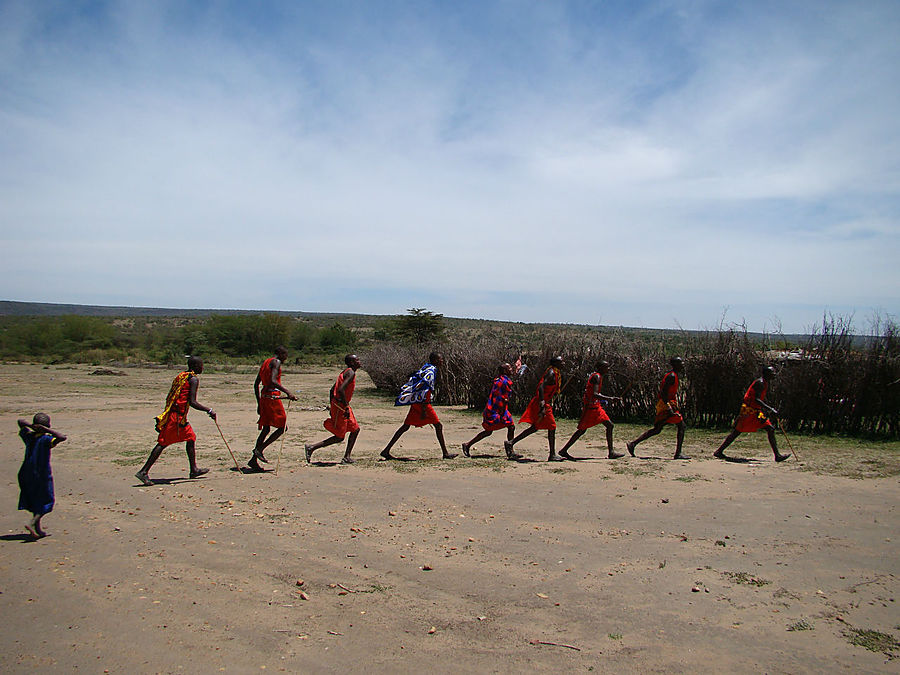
[0,299,849,339]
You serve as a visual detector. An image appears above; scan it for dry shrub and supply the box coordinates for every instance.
[362,315,900,438]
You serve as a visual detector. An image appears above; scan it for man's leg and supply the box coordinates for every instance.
[342,430,360,463]
[713,429,740,458]
[435,423,456,459]
[305,435,341,463]
[253,426,271,463]
[381,424,410,459]
[767,428,791,462]
[547,429,560,461]
[136,443,165,485]
[627,423,663,456]
[185,440,208,478]
[605,420,625,459]
[558,429,585,459]
[505,425,536,459]
[462,429,493,457]
[673,422,689,459]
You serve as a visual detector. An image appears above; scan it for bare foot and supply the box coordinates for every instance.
[608,450,625,459]
[548,453,564,462]
[559,450,576,460]
[253,447,268,464]
[341,456,355,465]
[443,453,458,460]
[626,441,636,457]
[713,450,726,459]
[461,442,470,458]
[135,470,153,486]
[505,447,522,461]
[190,467,209,479]
[379,449,395,461]
[672,453,691,460]
[305,444,314,463]
[775,452,791,462]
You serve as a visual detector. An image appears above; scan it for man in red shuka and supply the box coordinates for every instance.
[248,346,297,472]
[626,356,689,459]
[714,366,791,462]
[558,360,625,460]
[504,356,565,462]
[305,354,362,465]
[136,356,215,486]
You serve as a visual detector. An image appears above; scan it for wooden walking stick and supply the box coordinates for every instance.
[214,417,242,472]
[275,399,291,475]
[777,418,799,460]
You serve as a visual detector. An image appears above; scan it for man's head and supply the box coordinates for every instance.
[596,360,610,374]
[762,365,777,380]
[188,356,204,373]
[32,412,50,428]
[670,356,684,372]
[429,352,444,367]
[499,362,513,376]
[550,356,564,368]
[345,353,361,369]
[275,346,288,361]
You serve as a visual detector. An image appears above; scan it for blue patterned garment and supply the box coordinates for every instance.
[395,362,436,406]
[18,430,55,516]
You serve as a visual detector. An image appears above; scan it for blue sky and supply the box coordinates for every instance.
[1,1,898,333]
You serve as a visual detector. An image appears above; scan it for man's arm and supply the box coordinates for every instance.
[336,368,356,405]
[752,379,778,416]
[661,373,677,413]
[268,359,297,401]
[188,375,216,420]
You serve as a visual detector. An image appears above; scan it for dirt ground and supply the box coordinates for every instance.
[1,363,898,673]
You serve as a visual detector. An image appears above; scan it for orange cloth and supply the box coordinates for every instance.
[654,399,683,425]
[734,379,773,432]
[577,405,610,430]
[258,397,287,429]
[577,372,610,430]
[155,371,196,447]
[323,368,359,439]
[405,402,440,427]
[519,367,560,430]
[654,370,683,424]
[257,356,286,429]
[157,414,196,447]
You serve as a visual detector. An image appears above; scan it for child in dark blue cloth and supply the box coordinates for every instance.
[17,413,66,539]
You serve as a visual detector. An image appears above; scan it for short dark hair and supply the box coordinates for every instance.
[550,356,563,367]
[429,352,442,364]
[345,353,358,366]
[275,345,288,358]
[669,356,683,368]
[596,360,610,371]
[188,355,203,372]
[33,412,50,427]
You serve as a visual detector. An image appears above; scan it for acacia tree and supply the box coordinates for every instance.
[393,308,445,345]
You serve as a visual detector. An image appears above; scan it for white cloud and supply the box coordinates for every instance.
[0,1,897,332]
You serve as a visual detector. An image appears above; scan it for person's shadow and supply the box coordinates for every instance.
[716,454,756,464]
[1,533,40,543]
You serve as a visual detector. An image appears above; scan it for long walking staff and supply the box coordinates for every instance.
[275,399,291,476]
[777,418,800,461]
[214,417,243,472]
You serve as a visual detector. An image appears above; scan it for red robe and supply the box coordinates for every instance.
[734,379,774,432]
[324,367,360,439]
[258,357,287,429]
[654,370,683,424]
[156,371,197,447]
[404,391,441,427]
[577,372,611,430]
[519,367,560,430]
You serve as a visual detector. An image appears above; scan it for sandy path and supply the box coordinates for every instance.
[1,364,898,673]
